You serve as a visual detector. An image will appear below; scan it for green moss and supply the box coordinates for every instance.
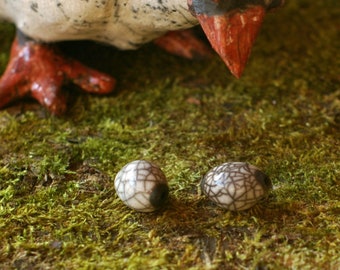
[1,0,339,269]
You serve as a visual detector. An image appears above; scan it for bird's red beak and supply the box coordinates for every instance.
[194,5,266,78]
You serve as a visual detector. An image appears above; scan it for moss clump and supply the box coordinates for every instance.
[0,1,339,269]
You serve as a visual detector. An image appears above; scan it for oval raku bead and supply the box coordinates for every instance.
[201,162,272,211]
[114,160,169,212]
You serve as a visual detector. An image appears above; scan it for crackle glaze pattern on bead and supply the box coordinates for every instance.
[114,160,169,212]
[201,162,272,211]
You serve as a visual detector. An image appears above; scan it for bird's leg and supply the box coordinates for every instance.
[0,30,116,115]
[154,29,212,59]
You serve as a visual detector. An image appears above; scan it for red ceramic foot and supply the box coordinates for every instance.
[154,29,212,59]
[0,38,116,115]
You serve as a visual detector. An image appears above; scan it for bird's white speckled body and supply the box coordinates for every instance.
[0,0,197,49]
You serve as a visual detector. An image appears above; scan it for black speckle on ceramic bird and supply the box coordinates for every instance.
[0,0,284,115]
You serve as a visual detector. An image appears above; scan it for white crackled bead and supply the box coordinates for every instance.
[201,162,272,211]
[114,160,169,212]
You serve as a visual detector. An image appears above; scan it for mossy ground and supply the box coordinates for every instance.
[0,1,339,269]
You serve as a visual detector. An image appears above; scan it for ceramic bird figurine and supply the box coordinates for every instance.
[0,0,284,115]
